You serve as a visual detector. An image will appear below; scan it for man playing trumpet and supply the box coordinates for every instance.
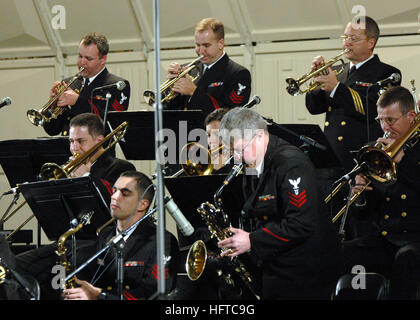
[165,18,251,116]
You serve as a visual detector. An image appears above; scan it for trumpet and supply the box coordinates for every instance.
[286,49,349,96]
[27,67,85,127]
[2,122,128,240]
[329,113,420,223]
[143,55,203,106]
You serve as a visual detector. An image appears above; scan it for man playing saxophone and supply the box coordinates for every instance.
[343,86,420,299]
[63,171,179,300]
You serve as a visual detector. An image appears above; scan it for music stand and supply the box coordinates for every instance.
[17,176,110,241]
[267,123,341,168]
[164,174,244,248]
[0,137,70,188]
[106,110,205,160]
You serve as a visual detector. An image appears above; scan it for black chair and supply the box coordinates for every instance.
[332,272,389,300]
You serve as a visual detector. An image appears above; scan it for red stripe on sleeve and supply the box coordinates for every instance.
[263,228,290,242]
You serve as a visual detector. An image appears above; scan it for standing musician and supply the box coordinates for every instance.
[217,107,342,299]
[343,86,420,299]
[165,18,251,116]
[205,108,232,174]
[63,171,179,300]
[43,32,131,136]
[305,16,401,238]
[16,113,135,299]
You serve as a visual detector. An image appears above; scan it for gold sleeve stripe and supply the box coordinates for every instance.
[349,88,365,115]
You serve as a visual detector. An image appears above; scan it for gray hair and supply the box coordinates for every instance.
[219,107,267,146]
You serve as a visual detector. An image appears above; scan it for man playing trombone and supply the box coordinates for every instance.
[15,113,135,299]
[343,86,420,299]
[165,18,251,116]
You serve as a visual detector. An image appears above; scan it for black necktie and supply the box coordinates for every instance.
[348,66,356,77]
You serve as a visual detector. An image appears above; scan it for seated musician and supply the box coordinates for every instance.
[217,107,342,299]
[63,171,179,300]
[43,32,130,136]
[205,108,232,174]
[343,86,420,299]
[15,113,135,299]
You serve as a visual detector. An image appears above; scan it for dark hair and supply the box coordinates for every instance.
[204,108,229,126]
[195,18,224,40]
[119,171,155,203]
[377,86,414,114]
[69,113,104,137]
[355,16,380,48]
[80,32,109,56]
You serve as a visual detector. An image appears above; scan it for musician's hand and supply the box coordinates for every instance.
[313,67,338,92]
[171,75,197,96]
[167,62,181,79]
[218,228,250,258]
[63,277,101,300]
[350,174,372,196]
[50,81,62,99]
[56,85,79,107]
[69,161,92,178]
[376,136,404,163]
[311,56,325,71]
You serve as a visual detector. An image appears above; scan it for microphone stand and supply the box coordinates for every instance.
[102,92,112,126]
[263,116,327,152]
[64,206,158,299]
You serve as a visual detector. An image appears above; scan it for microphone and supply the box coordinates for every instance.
[242,95,261,109]
[375,73,401,87]
[213,163,244,204]
[333,162,369,186]
[92,81,126,92]
[0,97,12,109]
[164,195,194,236]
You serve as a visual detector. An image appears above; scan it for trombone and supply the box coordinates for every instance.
[328,113,420,223]
[286,49,349,96]
[27,67,85,127]
[143,55,203,106]
[1,122,129,240]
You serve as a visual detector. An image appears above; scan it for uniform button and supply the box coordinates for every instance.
[107,286,112,291]
[125,285,130,290]
[338,136,343,141]
[401,194,407,200]
[63,131,68,135]
[67,116,71,120]
[384,214,389,220]
[401,212,407,217]
[263,216,269,221]
[328,107,332,112]
[381,231,387,236]
[325,121,329,126]
[386,197,391,202]
[341,121,346,126]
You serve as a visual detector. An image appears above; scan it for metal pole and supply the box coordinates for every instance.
[153,0,166,296]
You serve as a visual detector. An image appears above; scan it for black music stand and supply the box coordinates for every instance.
[164,174,244,248]
[0,137,71,188]
[268,123,341,168]
[106,110,205,160]
[17,176,110,241]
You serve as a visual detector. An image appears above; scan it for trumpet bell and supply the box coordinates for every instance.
[186,240,207,281]
[285,78,301,96]
[143,90,155,106]
[27,109,46,127]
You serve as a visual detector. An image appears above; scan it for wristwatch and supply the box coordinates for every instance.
[98,290,107,300]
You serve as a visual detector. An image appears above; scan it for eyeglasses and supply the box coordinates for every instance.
[340,35,367,44]
[374,115,404,126]
[232,135,257,158]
